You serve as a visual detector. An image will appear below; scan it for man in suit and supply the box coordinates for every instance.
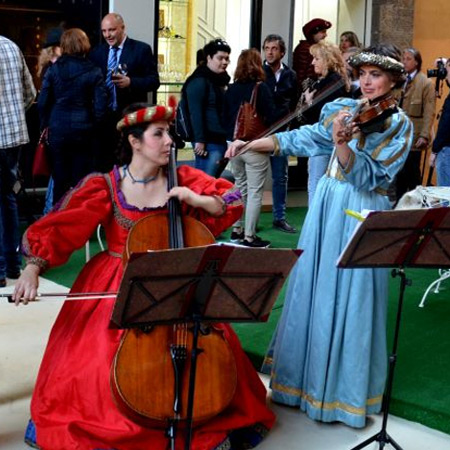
[90,13,160,172]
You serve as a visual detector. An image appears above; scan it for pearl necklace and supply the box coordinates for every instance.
[123,165,159,184]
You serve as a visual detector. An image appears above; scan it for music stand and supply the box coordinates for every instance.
[111,243,301,450]
[338,208,450,450]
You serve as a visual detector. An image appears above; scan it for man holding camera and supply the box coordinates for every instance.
[430,58,450,186]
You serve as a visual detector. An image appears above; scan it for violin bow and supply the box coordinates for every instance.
[223,78,346,162]
[1,291,117,303]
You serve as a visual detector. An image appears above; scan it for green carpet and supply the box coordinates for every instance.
[40,206,450,435]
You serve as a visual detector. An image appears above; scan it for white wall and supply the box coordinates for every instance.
[111,0,155,47]
[293,0,339,46]
[261,0,295,64]
[337,0,371,46]
[225,0,251,76]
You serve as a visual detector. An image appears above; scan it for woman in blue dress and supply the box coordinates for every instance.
[226,44,413,428]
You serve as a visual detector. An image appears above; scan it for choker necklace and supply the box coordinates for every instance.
[123,165,159,184]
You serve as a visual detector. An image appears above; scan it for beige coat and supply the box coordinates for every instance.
[402,71,436,149]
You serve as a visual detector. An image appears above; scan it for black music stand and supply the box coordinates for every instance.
[338,208,450,450]
[111,243,301,450]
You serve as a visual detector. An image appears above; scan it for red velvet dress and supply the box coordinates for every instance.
[23,166,275,450]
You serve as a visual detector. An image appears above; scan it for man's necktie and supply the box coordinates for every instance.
[399,74,413,108]
[106,47,118,111]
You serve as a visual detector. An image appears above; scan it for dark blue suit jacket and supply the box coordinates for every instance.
[89,37,160,112]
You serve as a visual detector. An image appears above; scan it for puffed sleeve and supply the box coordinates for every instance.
[177,166,243,237]
[22,174,113,271]
[274,98,354,157]
[340,112,413,191]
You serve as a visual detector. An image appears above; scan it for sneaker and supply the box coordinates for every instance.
[230,230,244,243]
[241,236,271,248]
[273,219,297,234]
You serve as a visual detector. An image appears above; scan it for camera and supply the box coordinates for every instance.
[427,59,447,79]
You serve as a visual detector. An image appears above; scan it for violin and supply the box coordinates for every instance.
[110,146,237,443]
[337,95,398,144]
[352,95,397,128]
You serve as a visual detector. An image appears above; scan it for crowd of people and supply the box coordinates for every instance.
[0,10,449,450]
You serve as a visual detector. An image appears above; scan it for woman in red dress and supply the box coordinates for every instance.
[13,104,275,450]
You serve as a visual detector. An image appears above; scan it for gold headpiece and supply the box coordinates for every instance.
[348,52,405,73]
[117,105,175,131]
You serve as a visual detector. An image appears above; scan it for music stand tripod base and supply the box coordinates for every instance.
[338,208,450,450]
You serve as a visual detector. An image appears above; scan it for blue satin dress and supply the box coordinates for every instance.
[261,98,413,428]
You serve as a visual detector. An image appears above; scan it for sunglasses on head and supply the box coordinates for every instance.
[214,39,229,47]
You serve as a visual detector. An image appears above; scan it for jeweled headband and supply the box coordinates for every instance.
[117,105,175,131]
[348,52,405,73]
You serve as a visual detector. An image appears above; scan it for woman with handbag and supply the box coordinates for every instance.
[223,49,276,247]
[38,28,108,206]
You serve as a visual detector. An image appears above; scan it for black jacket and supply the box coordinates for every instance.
[183,64,230,144]
[301,71,349,125]
[433,92,450,153]
[263,62,298,121]
[38,54,108,137]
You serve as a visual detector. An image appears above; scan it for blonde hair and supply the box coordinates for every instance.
[37,46,60,78]
[310,41,350,91]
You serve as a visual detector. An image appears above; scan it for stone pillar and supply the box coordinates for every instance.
[371,0,415,49]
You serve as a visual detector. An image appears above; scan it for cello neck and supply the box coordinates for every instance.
[167,144,184,249]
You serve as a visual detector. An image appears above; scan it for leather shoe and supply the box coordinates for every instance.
[273,219,297,234]
[0,279,6,288]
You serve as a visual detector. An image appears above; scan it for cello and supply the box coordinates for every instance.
[110,144,237,448]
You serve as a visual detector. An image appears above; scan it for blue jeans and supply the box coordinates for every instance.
[436,146,450,187]
[194,142,227,177]
[308,155,331,206]
[270,155,288,221]
[0,146,21,279]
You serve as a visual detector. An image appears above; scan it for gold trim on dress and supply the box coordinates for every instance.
[271,378,382,416]
[54,172,104,212]
[271,135,281,156]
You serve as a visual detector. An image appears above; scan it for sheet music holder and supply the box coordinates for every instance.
[111,243,301,450]
[338,207,450,450]
[338,208,450,269]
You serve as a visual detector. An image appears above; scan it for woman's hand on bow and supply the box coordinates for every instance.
[225,140,246,159]
[12,264,40,306]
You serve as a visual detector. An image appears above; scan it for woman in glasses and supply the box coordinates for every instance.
[181,39,231,177]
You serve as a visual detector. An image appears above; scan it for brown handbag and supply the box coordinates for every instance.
[32,128,51,178]
[233,83,266,140]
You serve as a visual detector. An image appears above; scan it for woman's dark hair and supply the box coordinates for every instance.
[202,38,231,59]
[362,43,406,88]
[403,47,423,72]
[233,48,265,82]
[116,103,152,165]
